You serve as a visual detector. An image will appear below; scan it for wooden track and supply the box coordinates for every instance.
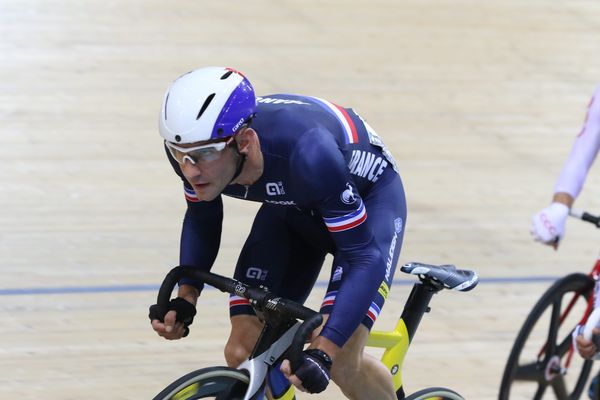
[2,1,600,398]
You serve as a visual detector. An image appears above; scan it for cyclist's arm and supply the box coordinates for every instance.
[292,131,384,352]
[166,146,224,296]
[553,85,600,200]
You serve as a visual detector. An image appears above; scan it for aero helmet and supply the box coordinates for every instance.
[159,67,256,144]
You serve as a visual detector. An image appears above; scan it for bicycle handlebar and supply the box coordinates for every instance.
[155,265,322,373]
[570,209,600,228]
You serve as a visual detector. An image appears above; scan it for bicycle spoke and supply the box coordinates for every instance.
[550,375,569,400]
[533,383,547,400]
[546,298,562,356]
[556,334,572,357]
[514,361,544,382]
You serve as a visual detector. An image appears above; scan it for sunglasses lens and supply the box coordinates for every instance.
[190,148,221,163]
[167,145,185,163]
[166,141,227,164]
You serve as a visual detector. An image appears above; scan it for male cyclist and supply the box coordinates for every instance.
[149,67,407,399]
[530,86,600,375]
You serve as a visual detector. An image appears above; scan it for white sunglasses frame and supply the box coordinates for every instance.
[165,138,232,165]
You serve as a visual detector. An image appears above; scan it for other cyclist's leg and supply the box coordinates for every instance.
[224,204,292,367]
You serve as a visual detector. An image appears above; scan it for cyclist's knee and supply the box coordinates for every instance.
[224,341,251,367]
[224,315,262,367]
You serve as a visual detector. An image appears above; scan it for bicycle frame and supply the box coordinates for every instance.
[237,321,301,400]
[153,264,474,400]
[368,280,443,397]
[227,279,442,400]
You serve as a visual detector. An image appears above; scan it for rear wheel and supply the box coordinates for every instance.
[404,387,464,399]
[153,366,252,400]
[499,273,594,400]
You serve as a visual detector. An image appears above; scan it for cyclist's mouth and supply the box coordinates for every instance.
[193,183,209,190]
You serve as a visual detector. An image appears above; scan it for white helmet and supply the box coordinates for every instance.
[159,67,256,144]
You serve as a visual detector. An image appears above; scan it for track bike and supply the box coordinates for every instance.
[499,210,600,400]
[152,261,479,400]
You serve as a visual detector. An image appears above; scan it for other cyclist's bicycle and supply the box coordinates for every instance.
[152,261,478,400]
[499,210,600,400]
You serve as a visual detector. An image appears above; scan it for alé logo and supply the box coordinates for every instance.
[266,182,285,196]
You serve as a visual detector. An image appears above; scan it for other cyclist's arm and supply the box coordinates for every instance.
[531,86,600,247]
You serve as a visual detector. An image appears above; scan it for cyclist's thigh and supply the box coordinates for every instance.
[280,209,333,303]
[231,205,290,315]
[231,205,329,316]
[321,173,407,329]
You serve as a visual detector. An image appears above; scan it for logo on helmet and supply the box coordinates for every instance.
[340,183,357,205]
[232,117,246,133]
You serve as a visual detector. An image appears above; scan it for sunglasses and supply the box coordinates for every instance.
[165,138,233,165]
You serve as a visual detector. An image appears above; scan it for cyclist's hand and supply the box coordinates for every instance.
[151,310,187,339]
[281,349,332,394]
[149,297,197,340]
[575,328,600,359]
[530,202,569,248]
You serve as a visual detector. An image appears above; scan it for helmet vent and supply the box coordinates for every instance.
[220,71,233,80]
[197,93,215,120]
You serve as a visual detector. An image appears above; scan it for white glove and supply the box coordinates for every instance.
[530,202,569,245]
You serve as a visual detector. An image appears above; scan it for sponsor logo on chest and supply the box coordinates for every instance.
[264,181,297,206]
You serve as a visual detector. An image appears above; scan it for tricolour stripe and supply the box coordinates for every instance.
[229,294,250,307]
[311,97,358,144]
[321,291,338,308]
[323,202,367,232]
[366,302,382,323]
[184,186,199,202]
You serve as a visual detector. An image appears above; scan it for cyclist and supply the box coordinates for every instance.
[530,85,600,397]
[149,67,407,399]
[530,85,600,250]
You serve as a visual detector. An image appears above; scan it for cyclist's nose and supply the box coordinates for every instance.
[181,158,202,176]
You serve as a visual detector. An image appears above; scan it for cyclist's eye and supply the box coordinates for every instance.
[169,148,186,163]
[190,148,221,162]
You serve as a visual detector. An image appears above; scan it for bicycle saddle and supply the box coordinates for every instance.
[401,262,479,291]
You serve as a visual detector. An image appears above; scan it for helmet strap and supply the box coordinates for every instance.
[228,142,247,184]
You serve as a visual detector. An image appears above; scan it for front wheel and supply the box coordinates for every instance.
[404,387,464,399]
[499,273,594,400]
[153,366,251,400]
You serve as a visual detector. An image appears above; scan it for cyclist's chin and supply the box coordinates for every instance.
[193,183,222,202]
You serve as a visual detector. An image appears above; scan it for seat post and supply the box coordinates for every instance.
[400,282,440,341]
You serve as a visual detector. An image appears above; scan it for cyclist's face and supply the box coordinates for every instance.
[179,141,238,202]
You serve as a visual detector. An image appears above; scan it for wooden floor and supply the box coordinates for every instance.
[3,0,600,398]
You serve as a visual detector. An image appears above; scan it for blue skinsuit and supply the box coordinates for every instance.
[167,94,407,348]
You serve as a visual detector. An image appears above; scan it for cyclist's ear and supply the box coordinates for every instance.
[234,128,259,156]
